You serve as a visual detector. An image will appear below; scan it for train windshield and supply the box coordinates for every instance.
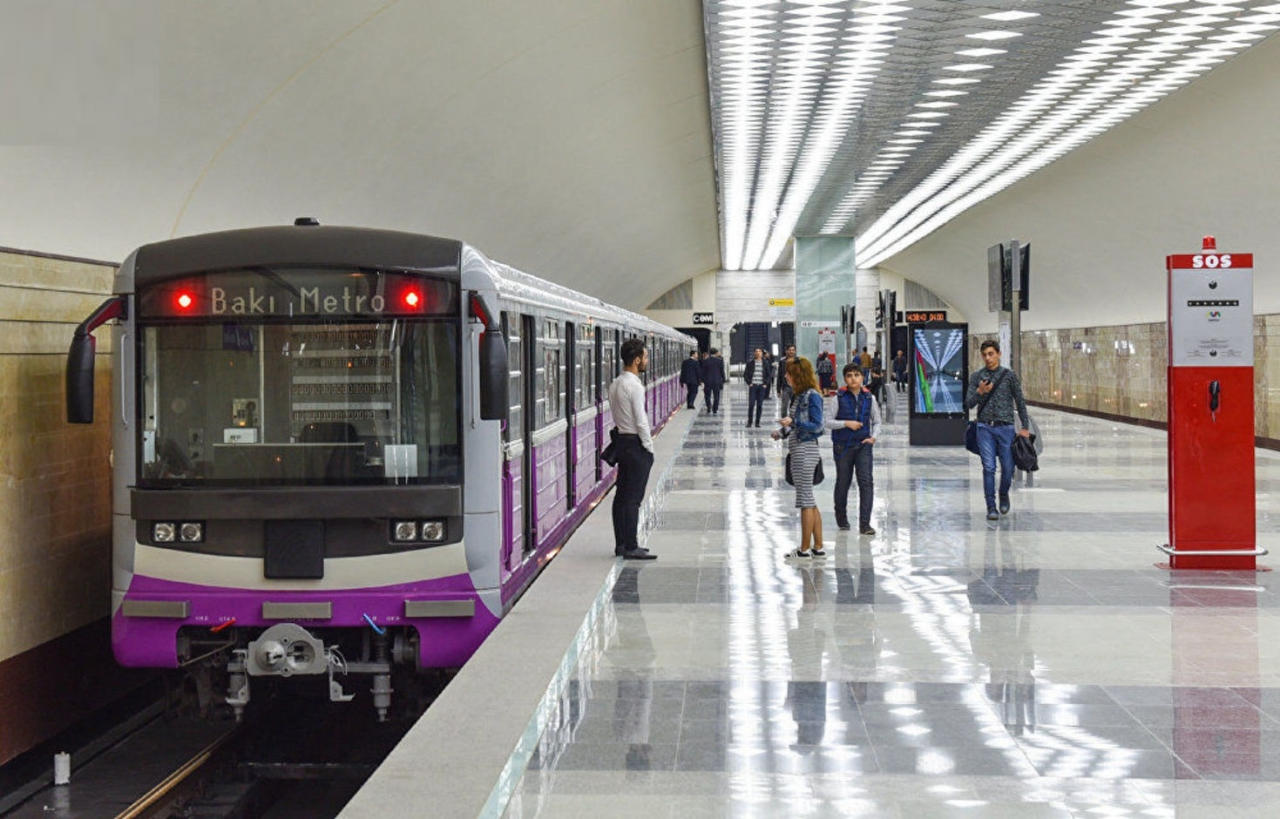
[136,269,461,487]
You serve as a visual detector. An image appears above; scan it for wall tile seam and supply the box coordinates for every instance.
[0,283,113,296]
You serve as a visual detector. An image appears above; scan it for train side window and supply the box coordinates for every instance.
[502,312,522,441]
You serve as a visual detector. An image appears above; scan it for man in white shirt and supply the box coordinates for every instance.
[607,338,657,560]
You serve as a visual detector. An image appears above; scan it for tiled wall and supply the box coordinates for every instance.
[970,315,1280,442]
[0,249,115,663]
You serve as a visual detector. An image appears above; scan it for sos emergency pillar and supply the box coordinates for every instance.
[1162,236,1264,569]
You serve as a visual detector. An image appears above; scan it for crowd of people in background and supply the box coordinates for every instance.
[616,337,1032,565]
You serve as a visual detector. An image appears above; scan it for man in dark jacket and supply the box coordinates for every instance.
[680,350,701,409]
[776,344,796,417]
[700,348,726,414]
[742,347,773,428]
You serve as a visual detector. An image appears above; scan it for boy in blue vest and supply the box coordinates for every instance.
[826,363,882,534]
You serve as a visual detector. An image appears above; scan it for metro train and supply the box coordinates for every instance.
[66,221,693,719]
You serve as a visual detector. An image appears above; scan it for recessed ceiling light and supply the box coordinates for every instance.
[967,30,1022,41]
[933,77,981,85]
[908,111,950,118]
[924,90,968,97]
[956,47,1006,57]
[982,10,1039,22]
[944,63,993,71]
[915,101,959,108]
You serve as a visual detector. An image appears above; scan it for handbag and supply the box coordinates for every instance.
[784,452,825,486]
[1012,434,1039,472]
[600,427,620,466]
[965,370,1008,455]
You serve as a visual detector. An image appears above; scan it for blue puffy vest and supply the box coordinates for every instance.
[831,389,872,450]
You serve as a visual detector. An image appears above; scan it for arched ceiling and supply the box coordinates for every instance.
[880,27,1280,332]
[0,0,719,310]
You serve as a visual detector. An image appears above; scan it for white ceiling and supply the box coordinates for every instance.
[0,0,719,310]
[880,26,1280,331]
[704,0,1280,273]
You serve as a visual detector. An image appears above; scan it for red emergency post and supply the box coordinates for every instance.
[1164,236,1259,569]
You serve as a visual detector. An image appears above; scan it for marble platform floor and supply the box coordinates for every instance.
[504,389,1280,818]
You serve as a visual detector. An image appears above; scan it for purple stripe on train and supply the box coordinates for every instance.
[116,572,499,669]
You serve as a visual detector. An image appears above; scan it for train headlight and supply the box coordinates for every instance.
[393,521,418,542]
[179,522,204,543]
[420,521,445,542]
[153,522,177,543]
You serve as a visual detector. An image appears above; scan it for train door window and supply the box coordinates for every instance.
[501,313,522,442]
[536,319,563,427]
[576,324,593,412]
[521,314,536,552]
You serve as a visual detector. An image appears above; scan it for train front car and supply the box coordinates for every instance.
[66,225,508,721]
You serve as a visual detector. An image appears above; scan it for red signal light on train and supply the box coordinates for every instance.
[403,290,422,309]
[176,292,194,310]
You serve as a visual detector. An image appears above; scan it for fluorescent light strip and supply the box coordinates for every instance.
[855,17,1258,267]
[752,14,902,268]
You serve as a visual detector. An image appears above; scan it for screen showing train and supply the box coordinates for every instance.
[912,327,966,415]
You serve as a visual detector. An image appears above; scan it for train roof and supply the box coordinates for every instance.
[131,225,462,286]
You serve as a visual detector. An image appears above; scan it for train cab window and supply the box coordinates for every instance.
[536,319,563,427]
[139,318,461,486]
[502,312,523,441]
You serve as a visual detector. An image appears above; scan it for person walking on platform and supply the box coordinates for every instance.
[965,340,1032,521]
[743,347,773,428]
[680,350,701,410]
[700,347,726,414]
[776,344,797,417]
[816,351,836,392]
[608,338,658,560]
[773,358,826,559]
[827,363,881,534]
[893,350,908,393]
[859,347,873,380]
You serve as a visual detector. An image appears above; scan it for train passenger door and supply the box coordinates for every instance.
[520,314,536,554]
[565,321,577,510]
[595,329,604,481]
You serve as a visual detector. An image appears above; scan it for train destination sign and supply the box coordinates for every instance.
[139,269,459,319]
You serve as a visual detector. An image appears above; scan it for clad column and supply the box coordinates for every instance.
[795,237,856,366]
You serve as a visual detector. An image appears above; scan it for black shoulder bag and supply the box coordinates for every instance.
[965,370,1007,455]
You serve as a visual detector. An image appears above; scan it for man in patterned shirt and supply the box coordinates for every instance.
[965,340,1032,521]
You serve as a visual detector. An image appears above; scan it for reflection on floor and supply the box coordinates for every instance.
[505,391,1280,818]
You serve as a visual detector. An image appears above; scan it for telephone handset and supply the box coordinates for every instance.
[1208,380,1220,421]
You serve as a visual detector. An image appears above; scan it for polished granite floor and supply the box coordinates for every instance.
[505,389,1280,818]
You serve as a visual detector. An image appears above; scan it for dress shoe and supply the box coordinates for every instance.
[621,548,657,561]
[999,495,1011,515]
[836,520,851,531]
[859,526,876,536]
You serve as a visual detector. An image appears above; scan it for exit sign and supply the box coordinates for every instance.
[905,310,948,323]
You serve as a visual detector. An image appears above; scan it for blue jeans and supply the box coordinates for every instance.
[833,441,874,528]
[976,423,1016,510]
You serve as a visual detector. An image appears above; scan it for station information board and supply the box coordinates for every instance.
[1167,252,1253,367]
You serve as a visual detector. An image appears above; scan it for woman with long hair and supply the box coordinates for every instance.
[773,357,826,558]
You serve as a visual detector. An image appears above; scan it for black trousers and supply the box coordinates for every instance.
[834,441,874,528]
[748,384,767,425]
[612,438,654,553]
[685,384,698,408]
[703,386,722,413]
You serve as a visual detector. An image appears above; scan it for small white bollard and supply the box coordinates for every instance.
[53,752,71,785]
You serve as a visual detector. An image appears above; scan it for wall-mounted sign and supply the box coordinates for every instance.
[768,298,795,307]
[799,319,841,328]
[905,310,948,323]
[692,312,714,325]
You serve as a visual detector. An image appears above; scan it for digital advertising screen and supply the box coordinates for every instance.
[911,326,967,416]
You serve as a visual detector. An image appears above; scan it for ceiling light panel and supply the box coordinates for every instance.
[705,0,1279,269]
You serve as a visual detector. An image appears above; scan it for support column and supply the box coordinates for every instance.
[795,237,855,365]
[856,267,880,362]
